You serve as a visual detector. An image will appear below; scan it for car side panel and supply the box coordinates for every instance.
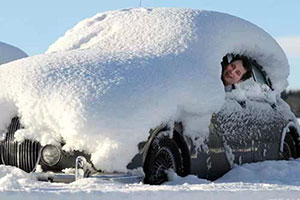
[250,98,296,161]
[213,99,254,166]
[188,98,255,180]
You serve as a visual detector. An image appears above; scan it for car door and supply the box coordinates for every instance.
[216,97,254,161]
[208,93,254,179]
[246,97,283,162]
[245,64,288,161]
[186,93,254,180]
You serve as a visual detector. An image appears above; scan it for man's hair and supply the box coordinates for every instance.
[221,54,252,84]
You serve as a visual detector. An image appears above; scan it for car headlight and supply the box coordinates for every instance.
[41,144,61,166]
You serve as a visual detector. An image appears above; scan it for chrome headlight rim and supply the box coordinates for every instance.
[40,144,62,167]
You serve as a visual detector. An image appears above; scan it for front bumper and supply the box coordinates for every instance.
[35,156,144,183]
[34,172,144,183]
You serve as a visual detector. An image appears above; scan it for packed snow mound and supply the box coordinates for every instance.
[0,8,290,172]
[0,42,28,65]
[47,7,289,91]
[166,158,300,186]
[0,165,36,191]
[216,159,300,185]
[47,8,195,59]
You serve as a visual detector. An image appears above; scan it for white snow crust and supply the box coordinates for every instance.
[1,159,300,199]
[0,8,290,172]
[0,41,28,65]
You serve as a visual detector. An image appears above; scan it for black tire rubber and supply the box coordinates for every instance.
[0,145,3,165]
[143,136,184,185]
[282,133,297,160]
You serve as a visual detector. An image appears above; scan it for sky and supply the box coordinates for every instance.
[0,0,299,89]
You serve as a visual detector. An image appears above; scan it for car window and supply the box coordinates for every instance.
[251,61,272,89]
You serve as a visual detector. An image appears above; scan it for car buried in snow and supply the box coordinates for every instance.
[0,8,299,185]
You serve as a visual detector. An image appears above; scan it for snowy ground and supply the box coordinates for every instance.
[1,159,300,200]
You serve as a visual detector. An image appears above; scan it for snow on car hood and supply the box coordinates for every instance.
[0,8,289,172]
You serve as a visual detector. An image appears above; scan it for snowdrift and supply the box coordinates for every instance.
[1,159,300,198]
[0,8,289,171]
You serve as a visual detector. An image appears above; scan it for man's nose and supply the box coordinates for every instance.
[230,68,236,74]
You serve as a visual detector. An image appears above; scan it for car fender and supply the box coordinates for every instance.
[141,124,170,163]
[280,120,300,156]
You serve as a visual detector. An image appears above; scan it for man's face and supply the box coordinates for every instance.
[223,60,247,86]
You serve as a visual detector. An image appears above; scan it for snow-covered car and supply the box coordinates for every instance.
[0,8,299,185]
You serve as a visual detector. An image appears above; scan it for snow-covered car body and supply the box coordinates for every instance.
[0,8,299,183]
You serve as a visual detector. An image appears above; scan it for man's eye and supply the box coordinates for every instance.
[236,71,241,76]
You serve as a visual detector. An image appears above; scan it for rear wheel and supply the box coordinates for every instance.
[281,133,297,160]
[144,136,183,185]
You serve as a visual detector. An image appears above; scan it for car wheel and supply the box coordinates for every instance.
[143,136,183,185]
[281,133,297,160]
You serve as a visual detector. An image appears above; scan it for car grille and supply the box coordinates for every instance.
[0,117,41,172]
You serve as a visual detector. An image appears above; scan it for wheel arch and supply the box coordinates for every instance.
[141,121,191,176]
[280,121,300,158]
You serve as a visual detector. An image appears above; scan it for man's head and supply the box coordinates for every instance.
[222,55,252,86]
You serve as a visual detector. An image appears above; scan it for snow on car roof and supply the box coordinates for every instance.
[46,7,289,91]
[0,8,290,172]
[0,41,28,65]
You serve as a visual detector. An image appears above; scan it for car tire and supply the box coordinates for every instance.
[281,133,297,160]
[143,136,184,185]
